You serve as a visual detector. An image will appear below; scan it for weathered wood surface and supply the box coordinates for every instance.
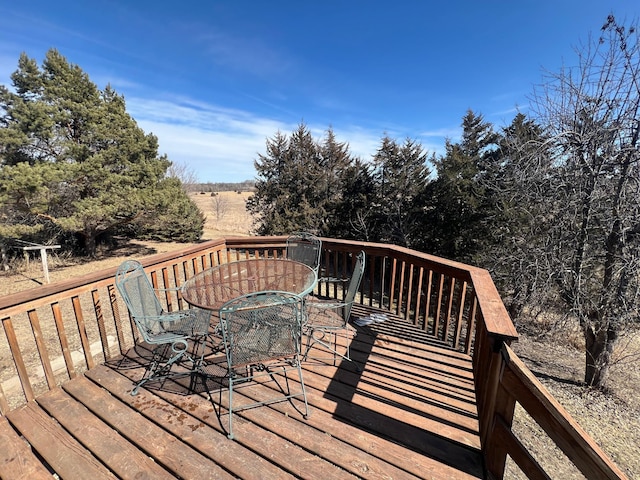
[1,307,483,479]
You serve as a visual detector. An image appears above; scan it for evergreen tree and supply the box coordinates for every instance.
[330,157,377,241]
[424,110,498,261]
[370,136,431,249]
[478,113,552,319]
[248,124,358,236]
[0,49,203,256]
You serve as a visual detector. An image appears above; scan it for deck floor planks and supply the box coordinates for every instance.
[85,364,301,480]
[300,359,481,450]
[61,375,234,479]
[6,402,117,479]
[105,328,484,479]
[299,364,484,474]
[244,366,484,479]
[359,354,476,405]
[35,387,177,480]
[121,370,362,480]
[0,414,52,480]
[220,372,424,480]
[350,350,479,434]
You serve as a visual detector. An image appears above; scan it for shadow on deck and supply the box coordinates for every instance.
[2,305,484,479]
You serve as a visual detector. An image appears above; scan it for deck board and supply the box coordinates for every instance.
[0,414,52,480]
[36,387,177,479]
[7,402,116,479]
[2,307,485,479]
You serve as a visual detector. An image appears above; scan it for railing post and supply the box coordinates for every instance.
[482,343,517,480]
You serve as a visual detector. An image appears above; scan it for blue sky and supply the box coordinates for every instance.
[1,1,638,182]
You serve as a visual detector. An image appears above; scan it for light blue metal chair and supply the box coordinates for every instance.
[303,251,365,368]
[218,291,309,439]
[286,232,322,275]
[115,260,211,395]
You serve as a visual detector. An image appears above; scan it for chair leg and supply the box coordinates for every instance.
[304,328,359,370]
[228,374,236,439]
[131,342,188,395]
[296,361,310,419]
[225,361,310,439]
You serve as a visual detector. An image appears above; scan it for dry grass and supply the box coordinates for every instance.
[508,328,640,479]
[2,191,254,295]
[1,190,639,478]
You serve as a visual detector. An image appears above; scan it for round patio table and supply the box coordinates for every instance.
[181,258,317,311]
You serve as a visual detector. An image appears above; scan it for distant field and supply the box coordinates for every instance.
[190,190,254,239]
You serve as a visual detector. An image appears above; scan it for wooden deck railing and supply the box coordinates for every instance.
[0,236,628,479]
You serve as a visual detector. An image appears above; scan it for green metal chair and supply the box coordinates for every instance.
[115,260,211,395]
[218,290,309,439]
[303,251,365,368]
[286,231,322,275]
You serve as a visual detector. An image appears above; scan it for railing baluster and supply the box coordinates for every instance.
[91,289,110,362]
[108,283,128,356]
[423,269,433,333]
[27,310,56,390]
[51,302,76,378]
[466,295,478,355]
[413,265,424,326]
[397,259,406,319]
[453,281,468,350]
[2,317,34,404]
[434,273,444,339]
[367,253,375,307]
[71,295,94,370]
[444,277,456,342]
[389,257,398,315]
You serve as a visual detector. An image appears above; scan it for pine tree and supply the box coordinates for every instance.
[0,49,203,256]
[424,110,498,260]
[248,123,358,236]
[371,136,431,248]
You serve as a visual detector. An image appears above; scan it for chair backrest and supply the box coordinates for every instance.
[343,251,366,322]
[219,291,304,369]
[286,232,322,274]
[115,260,165,341]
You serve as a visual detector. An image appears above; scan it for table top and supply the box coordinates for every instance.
[181,258,317,311]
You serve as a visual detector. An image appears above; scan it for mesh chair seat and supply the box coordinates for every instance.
[304,300,348,328]
[115,260,211,395]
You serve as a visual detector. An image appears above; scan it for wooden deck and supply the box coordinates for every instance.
[1,306,484,480]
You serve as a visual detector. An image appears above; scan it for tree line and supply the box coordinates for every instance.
[248,16,640,388]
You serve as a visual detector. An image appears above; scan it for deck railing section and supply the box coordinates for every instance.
[0,236,628,479]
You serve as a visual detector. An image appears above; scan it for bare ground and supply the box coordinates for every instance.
[2,190,639,478]
[2,191,254,295]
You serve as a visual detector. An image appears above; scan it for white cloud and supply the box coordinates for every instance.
[130,94,453,182]
[130,97,289,182]
[128,95,392,182]
[136,121,259,181]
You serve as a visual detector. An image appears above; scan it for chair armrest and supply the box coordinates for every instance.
[305,299,352,310]
[155,286,182,293]
[137,311,194,322]
[317,276,349,283]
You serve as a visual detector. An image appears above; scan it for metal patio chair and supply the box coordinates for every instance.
[115,260,211,395]
[286,231,322,275]
[218,291,309,439]
[303,251,365,368]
